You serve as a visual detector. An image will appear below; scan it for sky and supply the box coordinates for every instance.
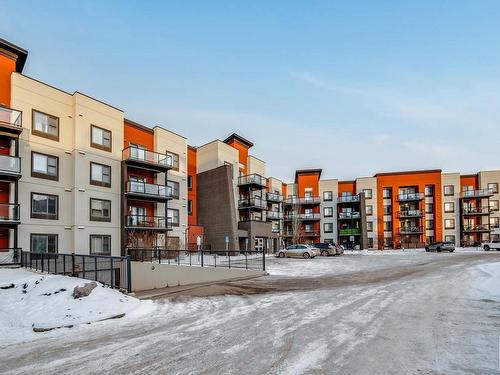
[2,1,500,181]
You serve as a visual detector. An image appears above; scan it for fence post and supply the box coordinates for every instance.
[228,250,231,269]
[201,250,204,267]
[263,249,266,272]
[95,257,98,281]
[63,254,66,275]
[245,251,248,270]
[20,251,23,267]
[158,249,161,264]
[41,252,44,273]
[126,255,132,293]
[110,257,114,288]
[72,253,75,277]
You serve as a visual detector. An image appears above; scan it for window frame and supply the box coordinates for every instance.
[323,191,333,201]
[366,221,373,232]
[31,109,60,141]
[323,206,333,217]
[425,186,434,197]
[31,192,59,220]
[31,151,59,181]
[167,208,180,227]
[490,200,499,211]
[166,150,180,171]
[90,234,111,255]
[90,125,112,152]
[188,200,193,215]
[187,175,193,190]
[444,219,455,229]
[366,205,373,215]
[89,198,112,222]
[90,162,112,188]
[323,222,334,233]
[362,189,372,199]
[443,185,454,196]
[383,188,391,199]
[167,180,180,199]
[488,182,499,194]
[490,216,499,228]
[30,233,58,253]
[444,202,455,213]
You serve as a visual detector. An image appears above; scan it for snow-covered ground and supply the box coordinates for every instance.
[1,251,499,374]
[0,269,155,345]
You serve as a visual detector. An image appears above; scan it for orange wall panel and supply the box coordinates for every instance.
[187,146,198,226]
[338,181,356,196]
[460,175,478,190]
[124,120,155,151]
[226,139,249,174]
[0,54,16,107]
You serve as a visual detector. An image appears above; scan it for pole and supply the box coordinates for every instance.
[126,255,132,293]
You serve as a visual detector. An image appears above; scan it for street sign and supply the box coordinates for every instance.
[224,235,229,243]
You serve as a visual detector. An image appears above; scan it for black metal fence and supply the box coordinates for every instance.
[127,248,266,271]
[20,251,131,293]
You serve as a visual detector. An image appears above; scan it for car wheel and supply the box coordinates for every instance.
[484,245,490,251]
[278,252,285,258]
[321,250,329,257]
[303,252,310,259]
[437,247,442,252]
[425,248,430,252]
[449,249,454,253]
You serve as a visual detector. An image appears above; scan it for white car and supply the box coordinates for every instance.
[277,244,320,259]
[483,240,500,251]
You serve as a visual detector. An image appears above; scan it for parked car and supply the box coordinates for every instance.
[276,244,320,259]
[314,242,344,256]
[482,240,500,251]
[425,241,455,252]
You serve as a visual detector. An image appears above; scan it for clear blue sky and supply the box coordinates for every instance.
[2,1,500,181]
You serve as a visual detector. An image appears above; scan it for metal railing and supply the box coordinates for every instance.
[399,242,426,249]
[397,209,422,218]
[238,174,267,188]
[460,189,494,198]
[20,251,131,292]
[462,207,491,215]
[284,213,321,220]
[238,197,267,209]
[266,192,283,202]
[125,215,173,229]
[397,192,425,201]
[0,154,21,175]
[339,228,361,235]
[0,203,20,222]
[127,248,266,271]
[0,248,22,265]
[338,212,361,219]
[123,146,174,169]
[463,224,490,232]
[338,195,361,203]
[0,106,22,128]
[398,226,424,234]
[266,210,283,220]
[283,230,321,237]
[284,196,321,205]
[125,181,174,199]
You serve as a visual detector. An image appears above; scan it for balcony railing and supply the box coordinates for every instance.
[462,207,491,215]
[284,213,321,221]
[397,192,425,202]
[338,212,361,219]
[284,197,321,205]
[0,203,20,222]
[266,192,283,203]
[125,181,173,199]
[397,226,424,234]
[238,197,267,210]
[266,211,283,220]
[0,106,22,129]
[338,195,361,204]
[283,230,321,237]
[238,174,267,188]
[0,154,21,176]
[339,228,361,236]
[271,227,281,233]
[125,215,172,229]
[397,210,423,218]
[463,224,491,232]
[460,189,494,199]
[123,147,174,169]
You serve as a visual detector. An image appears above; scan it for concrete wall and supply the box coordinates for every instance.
[441,173,460,245]
[479,170,500,241]
[356,177,378,248]
[131,262,265,291]
[247,155,266,176]
[319,179,338,242]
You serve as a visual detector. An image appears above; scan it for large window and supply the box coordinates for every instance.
[167,151,179,170]
[362,189,372,199]
[167,208,179,226]
[31,151,58,180]
[490,217,499,228]
[91,125,112,152]
[383,205,392,215]
[425,186,434,197]
[366,205,373,215]
[32,110,59,141]
[367,221,373,232]
[188,200,193,215]
[31,234,58,253]
[90,162,111,187]
[323,207,333,217]
[31,193,58,220]
[426,203,434,214]
[490,200,499,211]
[443,185,454,196]
[444,219,455,229]
[384,221,392,231]
[426,220,434,230]
[488,183,499,194]
[383,188,391,198]
[167,180,180,199]
[323,191,333,201]
[90,235,111,255]
[324,223,333,233]
[90,198,111,222]
[444,235,455,243]
[188,175,193,190]
[444,202,455,213]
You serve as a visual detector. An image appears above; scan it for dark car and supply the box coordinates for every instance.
[314,243,344,256]
[425,241,455,252]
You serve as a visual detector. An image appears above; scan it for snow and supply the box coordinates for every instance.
[475,261,500,299]
[0,268,156,345]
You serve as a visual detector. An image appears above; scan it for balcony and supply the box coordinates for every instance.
[266,210,283,220]
[339,228,361,236]
[238,174,267,189]
[338,212,361,220]
[123,146,174,172]
[238,197,267,210]
[0,154,21,178]
[283,230,320,237]
[463,224,491,233]
[0,106,23,135]
[271,227,281,233]
[397,210,423,218]
[397,226,424,235]
[462,207,491,216]
[0,203,20,225]
[460,189,494,199]
[125,215,172,230]
[266,192,283,203]
[125,181,173,201]
[284,213,321,221]
[338,195,361,204]
[283,197,321,205]
[397,193,425,202]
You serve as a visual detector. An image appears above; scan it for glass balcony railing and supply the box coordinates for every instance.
[284,196,321,205]
[125,215,172,229]
[266,210,283,220]
[0,106,22,129]
[463,224,490,232]
[339,228,361,235]
[284,213,321,220]
[126,181,174,199]
[238,197,267,210]
[397,193,425,201]
[238,174,267,188]
[460,189,494,198]
[338,195,361,203]
[0,203,20,222]
[462,207,491,215]
[398,226,424,234]
[283,230,320,237]
[338,212,361,219]
[397,210,422,218]
[266,192,283,202]
[0,154,21,175]
[123,147,174,169]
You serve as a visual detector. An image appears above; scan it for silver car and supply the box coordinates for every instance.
[425,241,455,252]
[277,244,320,259]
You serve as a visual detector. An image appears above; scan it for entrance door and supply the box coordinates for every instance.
[255,237,264,251]
[130,206,146,225]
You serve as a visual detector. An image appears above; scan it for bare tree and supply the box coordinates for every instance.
[291,201,302,244]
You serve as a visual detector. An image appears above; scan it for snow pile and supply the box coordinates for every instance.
[0,268,155,344]
[476,262,500,299]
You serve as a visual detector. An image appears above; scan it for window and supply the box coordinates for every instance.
[444,219,455,229]
[304,189,313,198]
[490,217,499,228]
[425,186,434,197]
[426,220,434,230]
[31,193,58,220]
[426,203,433,213]
[167,180,180,199]
[383,237,392,247]
[31,151,58,180]
[323,191,333,201]
[324,223,333,233]
[304,223,313,232]
[366,205,373,215]
[443,185,454,196]
[383,188,391,198]
[31,234,58,253]
[362,189,372,199]
[188,175,193,190]
[167,208,179,226]
[367,221,373,232]
[90,162,111,187]
[368,238,374,248]
[323,207,333,217]
[444,235,455,243]
[188,200,193,215]
[444,202,455,213]
[384,221,392,231]
[32,110,59,141]
[166,151,179,170]
[383,205,392,215]
[90,235,111,255]
[90,198,111,222]
[91,125,112,151]
[488,183,499,194]
[490,200,499,211]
